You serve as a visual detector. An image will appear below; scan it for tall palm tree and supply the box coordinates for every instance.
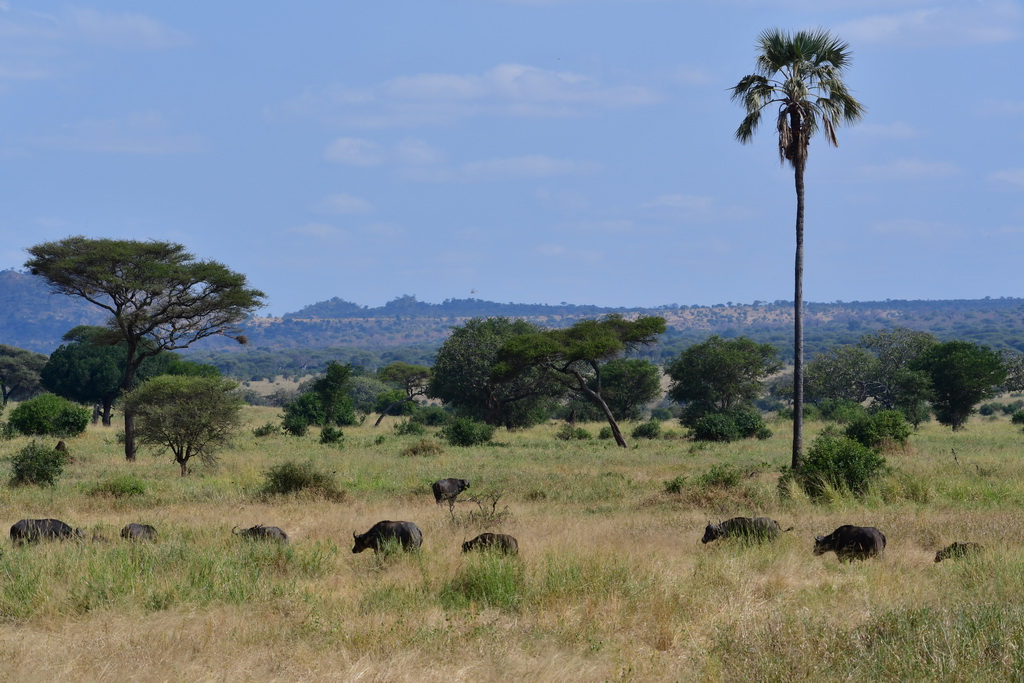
[732,28,864,469]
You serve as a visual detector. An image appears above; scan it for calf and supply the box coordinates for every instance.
[352,520,423,554]
[121,523,158,542]
[701,516,789,544]
[813,525,886,561]
[10,518,85,545]
[233,524,288,542]
[935,541,983,563]
[432,478,470,505]
[462,533,519,555]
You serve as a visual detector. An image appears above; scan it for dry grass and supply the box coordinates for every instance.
[2,408,1024,680]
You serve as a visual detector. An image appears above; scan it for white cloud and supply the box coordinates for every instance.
[855,159,960,181]
[281,62,661,128]
[643,194,714,211]
[30,112,202,154]
[670,65,713,86]
[853,122,921,139]
[362,222,406,239]
[324,137,385,166]
[871,218,962,238]
[461,155,600,180]
[65,8,189,49]
[989,168,1024,189]
[838,1,1021,46]
[288,222,349,239]
[316,193,374,215]
[395,139,446,166]
[640,193,753,222]
[537,245,566,256]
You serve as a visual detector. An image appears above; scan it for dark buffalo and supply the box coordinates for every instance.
[935,541,983,563]
[10,518,85,545]
[701,516,790,544]
[432,478,470,505]
[813,525,886,561]
[352,520,423,554]
[121,523,158,542]
[233,524,288,542]
[462,532,519,555]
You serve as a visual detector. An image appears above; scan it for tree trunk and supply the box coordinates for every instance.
[374,398,412,427]
[577,383,627,448]
[121,346,142,462]
[792,160,806,470]
[101,397,114,427]
[178,458,189,477]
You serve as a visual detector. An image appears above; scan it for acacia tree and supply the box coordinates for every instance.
[374,362,431,426]
[0,345,47,406]
[494,315,666,448]
[733,29,864,468]
[26,237,265,461]
[912,341,1006,431]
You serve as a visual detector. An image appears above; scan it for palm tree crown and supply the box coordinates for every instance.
[732,28,865,167]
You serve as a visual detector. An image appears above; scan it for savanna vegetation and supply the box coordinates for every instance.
[2,406,1024,680]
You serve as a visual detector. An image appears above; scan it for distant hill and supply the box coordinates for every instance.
[3,268,1024,368]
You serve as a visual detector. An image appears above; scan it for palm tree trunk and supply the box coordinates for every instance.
[792,160,806,470]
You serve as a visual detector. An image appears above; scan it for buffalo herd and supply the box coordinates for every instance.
[6,478,982,565]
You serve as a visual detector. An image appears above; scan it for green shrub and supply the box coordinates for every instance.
[1012,410,1024,426]
[440,417,495,447]
[410,404,450,427]
[555,424,591,441]
[845,410,911,450]
[692,413,740,442]
[1002,400,1024,415]
[817,398,869,424]
[663,475,687,494]
[650,407,674,421]
[754,425,773,440]
[731,409,766,437]
[796,430,887,499]
[401,438,444,457]
[260,460,344,500]
[7,394,90,438]
[88,474,147,498]
[253,422,279,437]
[393,420,427,436]
[281,413,309,437]
[978,402,998,416]
[697,463,744,489]
[777,403,821,421]
[631,420,662,440]
[440,552,525,611]
[8,441,71,486]
[319,425,344,445]
[597,426,613,440]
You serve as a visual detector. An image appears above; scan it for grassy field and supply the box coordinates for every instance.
[2,408,1024,681]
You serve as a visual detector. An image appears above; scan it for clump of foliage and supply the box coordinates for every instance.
[555,424,591,441]
[1013,410,1024,428]
[692,412,741,442]
[440,552,525,612]
[319,425,344,445]
[7,393,90,437]
[597,426,613,440]
[260,460,344,500]
[281,412,308,436]
[8,440,71,486]
[663,475,687,494]
[410,404,450,427]
[253,422,279,437]
[791,428,887,499]
[393,420,427,436]
[401,438,444,457]
[440,417,495,447]
[696,463,744,489]
[631,420,662,440]
[844,410,911,450]
[817,398,868,424]
[88,474,146,498]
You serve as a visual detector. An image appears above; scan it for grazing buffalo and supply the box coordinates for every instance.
[10,518,85,545]
[462,532,519,555]
[352,520,423,554]
[121,523,158,542]
[935,542,983,563]
[813,525,886,561]
[701,516,791,544]
[432,478,470,505]
[233,524,288,542]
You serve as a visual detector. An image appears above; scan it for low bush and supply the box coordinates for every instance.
[597,426,613,440]
[845,410,911,450]
[88,475,147,498]
[817,398,869,424]
[319,425,344,445]
[281,413,308,437]
[7,394,90,438]
[795,429,887,499]
[410,405,450,427]
[1012,410,1024,427]
[440,417,495,447]
[692,413,740,442]
[696,463,743,489]
[631,420,662,440]
[555,424,591,441]
[401,438,444,457]
[260,460,344,500]
[393,420,427,436]
[8,441,71,487]
[252,422,279,437]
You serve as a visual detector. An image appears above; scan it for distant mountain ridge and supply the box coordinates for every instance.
[2,269,1023,358]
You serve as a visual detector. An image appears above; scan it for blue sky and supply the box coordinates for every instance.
[2,1,1022,317]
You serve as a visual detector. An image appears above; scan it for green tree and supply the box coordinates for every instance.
[563,358,662,422]
[7,393,90,438]
[494,315,666,447]
[374,362,431,426]
[666,335,781,425]
[428,317,563,428]
[859,328,937,410]
[0,344,47,406]
[733,28,865,468]
[805,345,876,405]
[282,361,358,432]
[123,374,244,476]
[26,237,264,462]
[911,341,1006,431]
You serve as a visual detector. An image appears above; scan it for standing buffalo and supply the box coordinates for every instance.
[462,533,519,555]
[935,542,983,563]
[701,516,790,544]
[121,523,158,542]
[233,524,288,542]
[432,478,470,505]
[352,520,423,554]
[813,525,886,561]
[10,518,85,545]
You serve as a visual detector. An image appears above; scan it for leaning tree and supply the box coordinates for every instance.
[26,236,265,461]
[732,28,865,468]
